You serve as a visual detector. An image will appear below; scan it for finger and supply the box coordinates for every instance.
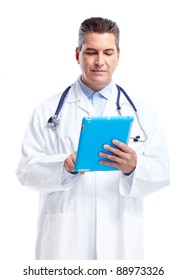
[102,141,128,153]
[99,159,120,170]
[64,158,74,172]
[71,152,77,164]
[64,153,77,172]
[112,139,131,152]
[102,145,125,158]
[99,151,121,162]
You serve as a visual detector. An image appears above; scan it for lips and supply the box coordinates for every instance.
[91,69,106,73]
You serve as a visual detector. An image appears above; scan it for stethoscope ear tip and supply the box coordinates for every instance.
[133,137,139,142]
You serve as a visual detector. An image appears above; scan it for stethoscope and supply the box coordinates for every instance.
[47,84,147,142]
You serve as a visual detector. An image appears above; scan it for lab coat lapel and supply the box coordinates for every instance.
[78,96,97,116]
[67,80,97,116]
[102,85,118,116]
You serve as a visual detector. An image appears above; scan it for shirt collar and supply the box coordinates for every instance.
[78,76,114,100]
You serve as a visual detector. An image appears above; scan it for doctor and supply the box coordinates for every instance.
[16,17,170,260]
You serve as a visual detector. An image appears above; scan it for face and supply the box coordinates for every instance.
[75,32,120,92]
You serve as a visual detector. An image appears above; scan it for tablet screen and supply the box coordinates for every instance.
[74,116,134,172]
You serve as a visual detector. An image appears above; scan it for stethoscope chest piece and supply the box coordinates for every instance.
[47,115,60,130]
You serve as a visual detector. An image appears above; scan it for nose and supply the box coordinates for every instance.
[95,54,104,67]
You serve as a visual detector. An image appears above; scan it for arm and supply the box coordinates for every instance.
[16,109,80,193]
[99,111,170,197]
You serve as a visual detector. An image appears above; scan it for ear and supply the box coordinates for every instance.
[75,47,80,64]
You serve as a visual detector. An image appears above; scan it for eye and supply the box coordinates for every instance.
[104,51,114,56]
[87,52,96,55]
[85,50,97,55]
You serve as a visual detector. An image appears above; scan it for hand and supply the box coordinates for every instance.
[64,152,85,174]
[99,139,137,174]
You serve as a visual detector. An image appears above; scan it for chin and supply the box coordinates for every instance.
[91,76,109,84]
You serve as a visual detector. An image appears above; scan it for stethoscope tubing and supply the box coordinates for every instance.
[116,84,137,113]
[55,85,71,116]
[47,84,147,142]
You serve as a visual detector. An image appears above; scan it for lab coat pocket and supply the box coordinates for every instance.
[36,212,75,260]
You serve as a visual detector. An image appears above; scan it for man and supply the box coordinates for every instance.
[16,17,170,260]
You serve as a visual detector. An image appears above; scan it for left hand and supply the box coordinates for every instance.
[99,139,137,174]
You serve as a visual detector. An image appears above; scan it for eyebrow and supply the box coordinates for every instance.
[85,48,115,52]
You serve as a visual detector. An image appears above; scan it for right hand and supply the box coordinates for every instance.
[64,152,85,174]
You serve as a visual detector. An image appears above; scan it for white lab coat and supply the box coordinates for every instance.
[16,79,170,260]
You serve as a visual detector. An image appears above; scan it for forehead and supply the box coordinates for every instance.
[82,32,117,50]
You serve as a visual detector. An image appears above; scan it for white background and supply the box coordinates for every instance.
[0,0,185,278]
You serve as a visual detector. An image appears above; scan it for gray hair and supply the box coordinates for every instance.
[78,17,120,51]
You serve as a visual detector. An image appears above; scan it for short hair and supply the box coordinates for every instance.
[78,17,120,51]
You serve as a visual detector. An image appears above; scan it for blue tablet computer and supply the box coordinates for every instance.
[74,116,134,172]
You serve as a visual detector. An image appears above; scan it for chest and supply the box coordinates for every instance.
[42,92,146,155]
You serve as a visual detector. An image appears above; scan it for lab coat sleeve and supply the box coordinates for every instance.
[119,109,170,197]
[15,109,80,193]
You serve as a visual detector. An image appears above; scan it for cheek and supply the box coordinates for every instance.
[106,56,119,69]
[80,58,91,72]
[79,60,86,72]
[108,62,118,73]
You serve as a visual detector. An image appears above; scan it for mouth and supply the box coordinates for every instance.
[91,69,106,73]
